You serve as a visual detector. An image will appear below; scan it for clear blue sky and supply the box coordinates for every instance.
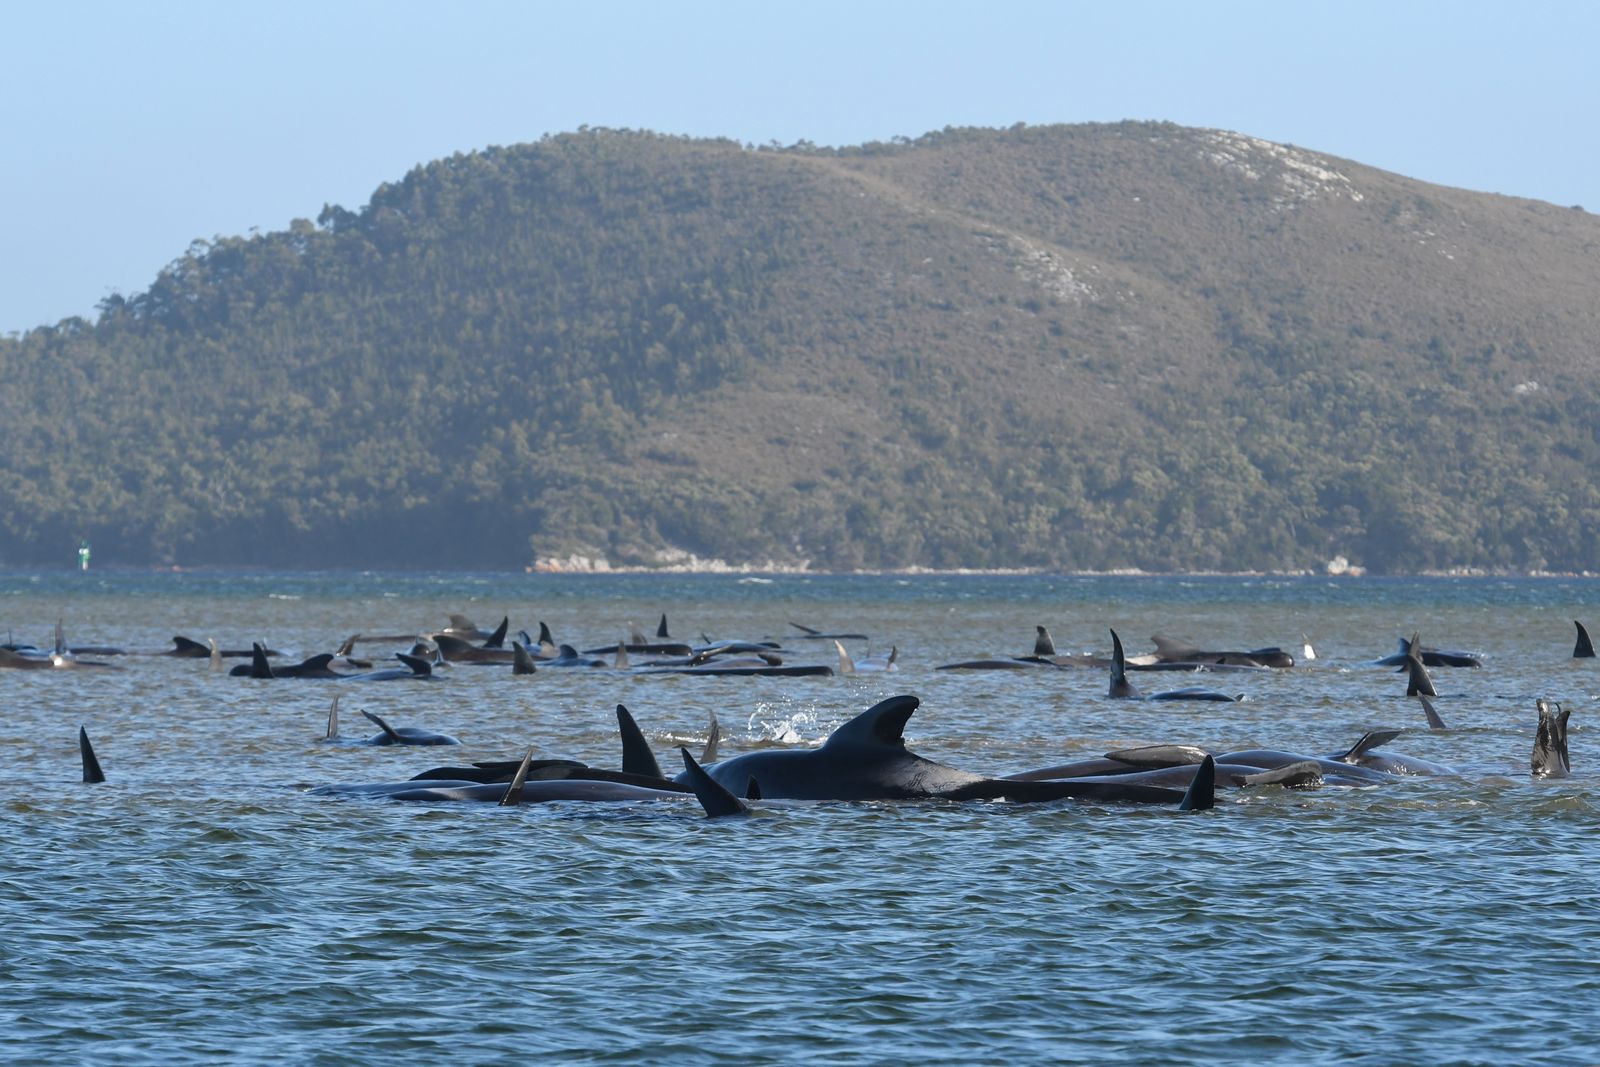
[4,0,1596,334]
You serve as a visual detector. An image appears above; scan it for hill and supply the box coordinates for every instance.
[3,122,1598,573]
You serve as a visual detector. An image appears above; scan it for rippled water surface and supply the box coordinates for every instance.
[3,571,1599,1064]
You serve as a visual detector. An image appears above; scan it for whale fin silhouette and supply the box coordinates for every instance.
[360,710,405,744]
[617,704,664,779]
[325,695,342,739]
[1108,629,1140,699]
[1178,755,1215,811]
[483,616,509,649]
[1404,633,1436,697]
[171,635,210,656]
[833,640,856,674]
[249,642,275,679]
[613,642,630,670]
[396,652,433,677]
[680,747,750,817]
[1034,625,1057,656]
[1417,693,1446,730]
[702,711,721,764]
[79,726,105,784]
[1575,621,1595,659]
[1337,729,1405,763]
[820,694,919,750]
[657,613,672,639]
[498,748,537,806]
[511,641,538,675]
[335,634,360,657]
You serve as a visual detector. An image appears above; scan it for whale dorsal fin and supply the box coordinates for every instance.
[820,695,919,750]
[702,710,721,764]
[538,622,555,647]
[249,642,275,679]
[1108,629,1139,699]
[498,748,537,806]
[447,613,477,633]
[1178,755,1215,811]
[300,653,336,673]
[1575,621,1595,659]
[326,694,341,739]
[79,726,106,784]
[1404,633,1436,696]
[397,652,433,677]
[172,635,209,655]
[616,704,664,779]
[1034,626,1057,656]
[484,616,509,649]
[656,613,671,639]
[361,710,404,744]
[834,640,856,674]
[512,641,538,675]
[679,747,749,817]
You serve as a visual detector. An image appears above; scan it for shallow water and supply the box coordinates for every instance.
[2,571,1598,1064]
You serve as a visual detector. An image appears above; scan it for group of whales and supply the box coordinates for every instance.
[75,684,1574,818]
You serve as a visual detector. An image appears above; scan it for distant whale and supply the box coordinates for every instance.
[1108,630,1241,702]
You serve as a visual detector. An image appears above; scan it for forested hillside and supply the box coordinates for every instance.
[3,123,1598,572]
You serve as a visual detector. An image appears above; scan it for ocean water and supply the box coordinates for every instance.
[2,570,1597,1065]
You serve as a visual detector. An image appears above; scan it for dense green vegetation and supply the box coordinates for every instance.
[3,123,1598,572]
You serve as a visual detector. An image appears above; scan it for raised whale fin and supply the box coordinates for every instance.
[1241,760,1322,788]
[335,634,359,657]
[538,621,556,647]
[1034,625,1057,657]
[790,621,822,635]
[1108,629,1140,699]
[249,642,275,679]
[484,616,509,649]
[1575,621,1595,659]
[1337,728,1405,763]
[1178,754,1215,811]
[1417,693,1446,730]
[613,642,630,670]
[498,748,537,806]
[680,747,750,817]
[1532,698,1571,778]
[171,635,210,656]
[512,641,538,675]
[657,613,671,639]
[361,710,405,744]
[396,652,433,677]
[1404,633,1436,697]
[79,726,106,784]
[702,710,721,764]
[616,704,664,779]
[820,694,920,750]
[833,640,856,674]
[325,694,342,739]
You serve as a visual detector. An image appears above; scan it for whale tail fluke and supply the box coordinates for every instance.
[1404,633,1436,697]
[79,726,106,784]
[1178,755,1215,811]
[679,747,750,817]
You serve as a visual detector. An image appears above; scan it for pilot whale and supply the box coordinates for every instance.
[672,694,1213,809]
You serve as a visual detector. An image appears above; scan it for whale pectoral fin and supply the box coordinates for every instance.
[79,726,106,784]
[1178,755,1215,812]
[361,710,404,744]
[679,747,750,817]
[616,704,664,779]
[326,694,341,739]
[336,634,358,656]
[1241,760,1323,789]
[498,748,537,806]
[1417,693,1447,730]
[1339,728,1405,762]
[613,642,630,670]
[702,711,721,764]
[396,652,433,677]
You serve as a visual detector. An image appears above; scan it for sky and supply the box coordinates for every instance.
[4,0,1597,334]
